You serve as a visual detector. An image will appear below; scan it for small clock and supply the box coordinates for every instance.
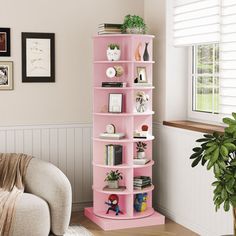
[106,67,116,78]
[106,124,116,134]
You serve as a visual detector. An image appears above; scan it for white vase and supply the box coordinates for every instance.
[106,48,121,61]
[107,180,119,189]
[137,151,145,159]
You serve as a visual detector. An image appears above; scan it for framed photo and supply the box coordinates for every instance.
[0,28,10,57]
[0,61,13,90]
[137,67,147,83]
[109,93,123,113]
[22,32,55,83]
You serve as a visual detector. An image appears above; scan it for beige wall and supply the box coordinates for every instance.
[0,0,144,126]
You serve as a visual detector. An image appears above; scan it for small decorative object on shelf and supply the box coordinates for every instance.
[106,124,116,134]
[133,129,148,139]
[121,15,147,34]
[105,194,123,215]
[105,170,123,189]
[133,176,151,190]
[134,193,148,212]
[137,67,147,83]
[100,132,125,140]
[135,42,142,61]
[107,43,121,61]
[105,144,122,165]
[109,93,123,113]
[136,91,149,113]
[133,158,150,165]
[136,142,147,159]
[143,42,150,61]
[106,66,124,78]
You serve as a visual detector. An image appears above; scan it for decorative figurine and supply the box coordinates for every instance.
[136,91,149,113]
[105,194,123,215]
[143,42,149,61]
[135,42,142,61]
[134,193,148,212]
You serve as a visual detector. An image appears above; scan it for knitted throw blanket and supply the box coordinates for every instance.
[0,153,32,236]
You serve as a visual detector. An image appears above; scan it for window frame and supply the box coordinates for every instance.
[188,45,220,124]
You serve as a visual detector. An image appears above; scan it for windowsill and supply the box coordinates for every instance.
[163,120,224,134]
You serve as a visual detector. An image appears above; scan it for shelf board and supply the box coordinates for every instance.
[93,136,155,142]
[94,86,155,90]
[94,210,132,220]
[94,60,155,64]
[133,160,154,168]
[93,187,132,195]
[93,34,155,39]
[93,162,132,169]
[133,184,155,194]
[93,111,154,116]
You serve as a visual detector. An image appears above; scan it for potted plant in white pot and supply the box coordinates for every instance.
[136,142,147,159]
[107,43,121,61]
[190,112,236,235]
[105,170,123,189]
[121,15,147,34]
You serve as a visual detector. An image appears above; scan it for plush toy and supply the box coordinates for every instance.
[134,193,148,212]
[105,194,123,215]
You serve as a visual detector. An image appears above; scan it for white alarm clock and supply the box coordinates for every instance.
[106,124,116,134]
[106,67,116,78]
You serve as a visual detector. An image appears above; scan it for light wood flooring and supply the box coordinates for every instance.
[71,211,199,236]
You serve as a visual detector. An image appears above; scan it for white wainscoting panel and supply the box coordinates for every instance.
[0,123,93,210]
[153,122,233,236]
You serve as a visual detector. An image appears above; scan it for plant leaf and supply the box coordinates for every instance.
[191,155,202,167]
[224,199,230,211]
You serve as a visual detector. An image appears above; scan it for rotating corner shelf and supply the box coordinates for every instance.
[84,34,165,230]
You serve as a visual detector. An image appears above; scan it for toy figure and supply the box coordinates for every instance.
[134,193,148,212]
[105,194,123,215]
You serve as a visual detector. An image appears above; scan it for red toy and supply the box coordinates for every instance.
[105,194,123,215]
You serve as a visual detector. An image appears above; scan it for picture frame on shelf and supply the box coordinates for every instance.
[0,61,13,90]
[137,67,147,83]
[0,28,10,57]
[109,93,123,113]
[22,32,55,83]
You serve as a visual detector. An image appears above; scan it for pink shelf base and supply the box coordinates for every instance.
[84,207,165,231]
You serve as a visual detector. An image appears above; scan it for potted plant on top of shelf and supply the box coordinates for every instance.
[105,170,123,189]
[190,112,236,235]
[107,43,121,61]
[121,15,147,34]
[136,142,147,159]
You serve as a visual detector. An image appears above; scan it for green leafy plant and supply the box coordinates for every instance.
[104,170,123,181]
[108,43,120,50]
[136,142,147,152]
[121,15,147,34]
[190,113,236,234]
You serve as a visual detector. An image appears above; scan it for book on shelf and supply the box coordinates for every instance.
[98,23,122,35]
[98,23,122,29]
[100,133,125,140]
[102,82,126,88]
[133,176,151,184]
[133,184,152,190]
[103,186,126,191]
[105,144,122,166]
[133,158,150,165]
[133,83,153,87]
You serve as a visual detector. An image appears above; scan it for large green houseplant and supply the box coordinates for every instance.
[190,113,236,234]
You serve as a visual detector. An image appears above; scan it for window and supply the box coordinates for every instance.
[189,44,220,122]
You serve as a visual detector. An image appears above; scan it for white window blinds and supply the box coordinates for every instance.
[220,0,236,116]
[173,0,221,46]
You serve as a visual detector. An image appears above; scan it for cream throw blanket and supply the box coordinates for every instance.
[0,153,32,236]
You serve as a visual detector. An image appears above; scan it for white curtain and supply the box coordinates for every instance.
[220,0,236,116]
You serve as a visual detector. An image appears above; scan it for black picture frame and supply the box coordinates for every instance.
[108,93,123,113]
[0,28,10,57]
[22,32,55,83]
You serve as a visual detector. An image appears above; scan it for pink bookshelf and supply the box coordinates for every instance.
[84,34,165,230]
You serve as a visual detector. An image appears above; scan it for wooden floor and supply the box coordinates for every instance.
[71,212,199,236]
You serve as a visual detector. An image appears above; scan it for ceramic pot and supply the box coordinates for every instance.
[137,151,145,159]
[107,180,119,189]
[126,28,145,34]
[106,48,121,61]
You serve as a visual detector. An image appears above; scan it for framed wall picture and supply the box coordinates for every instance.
[22,32,55,83]
[0,61,13,90]
[137,67,147,83]
[0,28,10,57]
[109,93,123,113]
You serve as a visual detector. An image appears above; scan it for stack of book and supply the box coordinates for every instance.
[98,23,122,35]
[102,82,126,87]
[133,158,150,165]
[133,176,152,190]
[105,144,122,165]
[100,132,125,140]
